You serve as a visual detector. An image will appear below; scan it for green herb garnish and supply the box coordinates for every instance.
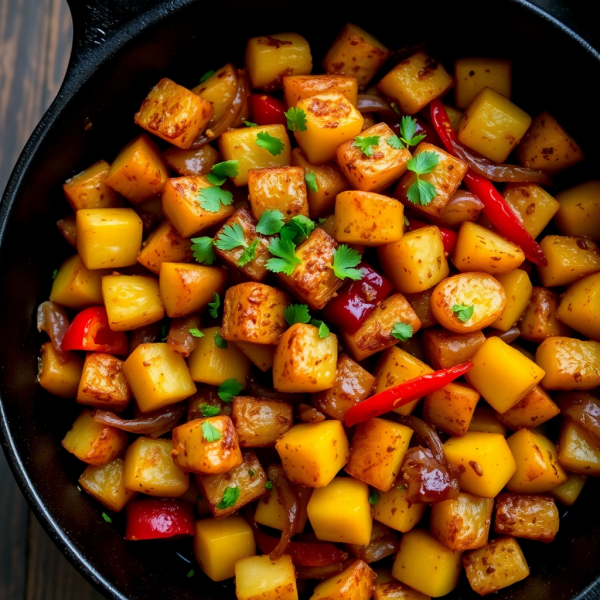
[354,135,380,157]
[256,131,285,156]
[332,245,363,281]
[392,322,414,341]
[217,486,240,509]
[256,209,285,236]
[406,151,440,206]
[452,304,474,323]
[218,378,243,403]
[201,420,222,442]
[285,107,308,132]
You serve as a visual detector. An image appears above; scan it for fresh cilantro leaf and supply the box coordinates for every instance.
[214,332,228,349]
[208,292,220,318]
[51,269,58,280]
[256,131,285,156]
[386,134,403,149]
[266,237,301,275]
[392,322,413,341]
[397,484,407,491]
[189,328,204,338]
[218,486,240,509]
[284,107,308,132]
[284,304,311,326]
[187,569,195,578]
[201,420,222,442]
[311,319,330,338]
[244,121,257,127]
[400,115,426,147]
[452,304,474,323]
[403,215,410,228]
[160,321,170,342]
[305,172,319,192]
[248,468,255,477]
[199,403,220,417]
[265,481,273,490]
[218,378,243,403]
[256,209,285,236]
[408,151,440,175]
[190,237,216,265]
[215,223,247,252]
[390,102,401,115]
[200,70,215,83]
[354,135,380,157]
[101,512,112,523]
[238,239,258,267]
[198,186,233,213]
[207,160,239,186]
[332,245,363,281]
[280,215,315,244]
[368,492,380,505]
[407,179,437,206]
[317,218,327,224]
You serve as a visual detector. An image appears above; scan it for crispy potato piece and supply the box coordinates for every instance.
[372,482,427,533]
[57,214,78,248]
[468,405,507,436]
[235,555,297,600]
[494,493,559,542]
[231,396,293,447]
[405,289,437,329]
[284,74,358,107]
[502,183,560,238]
[79,458,136,513]
[373,581,429,600]
[519,286,571,343]
[163,144,219,177]
[191,64,239,125]
[555,180,600,241]
[423,382,480,437]
[495,386,559,430]
[63,160,121,211]
[137,220,193,275]
[491,269,532,332]
[557,420,600,476]
[49,254,106,310]
[455,58,511,109]
[551,472,587,506]
[558,272,600,341]
[235,343,275,372]
[423,328,485,370]
[77,353,130,411]
[312,560,376,600]
[38,342,83,399]
[538,235,600,287]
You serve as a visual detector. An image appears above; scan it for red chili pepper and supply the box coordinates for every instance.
[249,95,287,126]
[344,362,473,427]
[429,99,548,267]
[62,306,128,355]
[408,218,458,255]
[322,263,393,334]
[125,499,195,541]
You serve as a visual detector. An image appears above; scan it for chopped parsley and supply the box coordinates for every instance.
[191,237,216,265]
[199,404,220,417]
[284,107,308,132]
[280,215,315,244]
[187,569,195,578]
[386,134,403,149]
[266,237,301,275]
[368,492,380,505]
[256,131,285,156]
[452,304,474,323]
[305,172,319,192]
[215,223,247,251]
[214,331,228,349]
[332,245,363,281]
[197,186,234,213]
[244,121,257,127]
[399,116,426,148]
[354,135,380,157]
[218,486,241,509]
[208,292,220,318]
[256,209,285,236]
[160,321,170,342]
[406,152,439,206]
[265,481,273,490]
[206,160,239,186]
[199,70,215,83]
[201,420,222,442]
[248,468,255,477]
[51,269,58,280]
[101,512,112,523]
[311,319,330,338]
[238,239,258,267]
[397,484,408,491]
[392,322,414,342]
[218,378,243,403]
[189,328,204,338]
[284,304,311,326]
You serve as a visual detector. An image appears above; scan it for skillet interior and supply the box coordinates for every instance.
[1,1,600,598]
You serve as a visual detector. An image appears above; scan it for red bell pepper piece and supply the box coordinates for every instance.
[344,362,473,427]
[62,306,128,355]
[429,99,548,267]
[125,499,195,541]
[408,218,458,254]
[322,263,393,334]
[249,94,287,126]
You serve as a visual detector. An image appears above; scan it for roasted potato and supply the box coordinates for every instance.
[235,554,297,600]
[63,160,120,211]
[554,180,600,240]
[79,458,135,513]
[284,74,358,107]
[538,235,600,287]
[502,183,560,238]
[494,493,559,542]
[519,286,571,342]
[38,342,83,399]
[495,386,559,430]
[77,353,130,411]
[429,189,484,229]
[345,521,400,563]
[455,57,511,109]
[491,269,533,332]
[312,560,375,600]
[163,143,219,177]
[137,220,193,275]
[423,328,485,369]
[557,272,600,340]
[557,420,600,476]
[372,482,427,533]
[423,382,480,437]
[373,581,429,600]
[231,396,293,447]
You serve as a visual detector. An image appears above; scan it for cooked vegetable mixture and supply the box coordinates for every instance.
[38,22,600,599]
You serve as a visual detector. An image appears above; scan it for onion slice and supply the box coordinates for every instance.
[93,403,186,434]
[356,94,397,116]
[295,563,345,580]
[399,414,445,463]
[37,301,69,361]
[267,464,300,560]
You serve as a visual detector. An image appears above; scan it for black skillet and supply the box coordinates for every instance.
[1,0,600,598]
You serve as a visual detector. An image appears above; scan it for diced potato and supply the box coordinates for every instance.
[50,256,107,311]
[405,289,438,329]
[188,327,251,386]
[62,409,128,466]
[284,74,358,107]
[372,482,427,533]
[137,220,193,275]
[79,458,135,512]
[495,386,559,430]
[490,269,532,331]
[123,437,189,496]
[423,383,480,437]
[63,160,121,211]
[123,343,196,412]
[395,143,468,219]
[378,226,449,294]
[494,493,559,542]
[102,274,164,331]
[336,123,411,193]
[77,353,130,411]
[457,87,531,163]
[517,111,584,174]
[557,272,600,340]
[468,405,507,436]
[163,143,219,177]
[430,272,506,333]
[134,78,213,149]
[502,183,560,238]
[159,263,227,319]
[194,515,255,582]
[555,180,600,240]
[104,135,168,203]
[275,420,349,488]
[342,294,422,362]
[536,337,600,390]
[551,471,587,505]
[373,581,430,600]
[519,286,571,343]
[76,208,143,270]
[430,189,484,229]
[38,342,83,399]
[538,235,600,287]
[423,329,485,370]
[191,64,239,126]
[506,428,567,493]
[392,529,461,597]
[161,175,235,237]
[231,396,293,447]
[557,420,600,476]
[255,482,312,532]
[463,537,529,596]
[430,492,494,551]
[307,477,372,544]
[378,52,453,115]
[57,215,78,248]
[443,432,517,497]
[219,125,291,186]
[236,343,275,372]
[466,337,545,413]
[235,554,297,600]
[312,560,376,600]
[454,57,511,109]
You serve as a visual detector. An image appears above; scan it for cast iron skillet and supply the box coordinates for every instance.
[2,1,600,598]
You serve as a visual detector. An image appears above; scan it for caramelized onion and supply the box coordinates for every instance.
[167,315,201,357]
[93,403,186,434]
[128,322,160,354]
[297,404,326,423]
[558,392,600,445]
[267,464,300,560]
[486,325,521,345]
[399,415,444,462]
[356,94,397,116]
[345,523,399,563]
[37,301,69,360]
[296,563,345,580]
[247,373,307,404]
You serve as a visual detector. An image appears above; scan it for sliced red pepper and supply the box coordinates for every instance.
[249,95,287,126]
[62,306,128,355]
[125,499,195,541]
[429,99,548,267]
[322,263,393,334]
[408,218,458,254]
[344,362,473,427]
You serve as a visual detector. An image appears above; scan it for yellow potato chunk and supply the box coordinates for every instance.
[307,477,372,545]
[468,405,507,436]
[555,180,600,240]
[275,420,349,488]
[466,337,545,413]
[372,482,426,533]
[423,383,480,437]
[502,183,560,239]
[551,471,587,505]
[392,529,461,597]
[57,214,78,248]
[194,515,255,582]
[378,226,449,294]
[538,235,600,287]
[519,286,571,343]
[443,432,517,497]
[495,386,559,431]
[137,220,193,275]
[557,272,600,340]
[255,483,311,532]
[312,560,376,600]
[123,437,189,497]
[76,208,143,270]
[378,51,453,115]
[557,420,600,476]
[235,343,275,372]
[373,581,429,600]
[235,554,298,600]
[77,353,130,411]
[79,458,135,512]
[232,396,293,447]
[38,342,83,399]
[191,63,239,126]
[102,274,164,331]
[63,160,121,211]
[457,87,531,163]
[490,269,533,331]
[163,143,219,177]
[423,329,485,370]
[283,74,358,107]
[454,57,512,109]
[494,493,559,542]
[49,254,105,310]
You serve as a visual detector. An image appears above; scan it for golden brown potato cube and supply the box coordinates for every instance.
[283,74,358,107]
[423,382,480,437]
[557,420,600,476]
[495,386,559,430]
[517,111,584,174]
[430,493,494,551]
[231,396,293,447]
[49,254,106,310]
[197,450,268,518]
[236,343,276,372]
[378,51,453,115]
[373,581,430,600]
[423,328,485,370]
[341,293,422,361]
[222,282,289,345]
[454,57,511,109]
[494,493,559,542]
[104,134,169,204]
[79,458,135,512]
[312,559,376,600]
[519,287,571,343]
[38,342,83,399]
[248,167,309,223]
[77,353,130,411]
[171,416,243,475]
[336,122,411,193]
[538,235,600,287]
[558,272,600,341]
[235,554,297,600]
[490,269,533,332]
[163,144,219,177]
[161,175,235,238]
[502,183,560,239]
[468,405,507,436]
[63,160,121,211]
[405,289,438,329]
[137,220,193,275]
[213,208,271,281]
[555,180,600,241]
[57,215,78,248]
[429,190,484,229]
[372,482,427,534]
[463,537,529,596]
[191,64,240,127]
[551,472,587,506]
[395,143,468,219]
